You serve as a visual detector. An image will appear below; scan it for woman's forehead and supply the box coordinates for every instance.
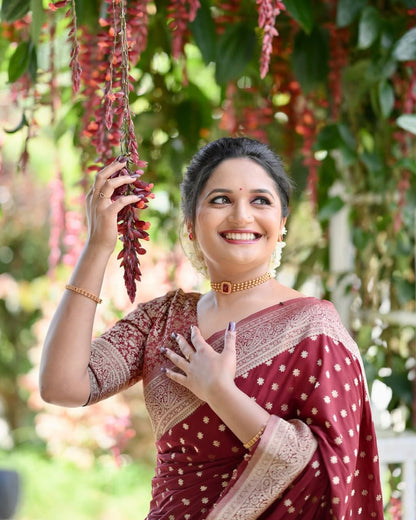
[203,157,277,191]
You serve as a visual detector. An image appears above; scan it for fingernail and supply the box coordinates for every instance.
[171,332,178,340]
[117,155,128,163]
[160,367,167,373]
[160,347,167,354]
[190,325,194,334]
[227,321,236,332]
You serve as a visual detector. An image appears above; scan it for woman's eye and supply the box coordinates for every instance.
[252,196,271,205]
[210,195,231,204]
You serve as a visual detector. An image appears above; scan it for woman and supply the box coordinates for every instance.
[40,137,383,519]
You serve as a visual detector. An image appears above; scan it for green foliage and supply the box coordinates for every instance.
[1,0,31,22]
[215,22,257,85]
[284,0,314,34]
[292,26,329,93]
[0,448,153,520]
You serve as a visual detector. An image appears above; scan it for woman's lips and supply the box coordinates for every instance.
[220,231,262,241]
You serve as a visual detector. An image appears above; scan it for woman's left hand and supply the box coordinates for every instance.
[160,324,236,404]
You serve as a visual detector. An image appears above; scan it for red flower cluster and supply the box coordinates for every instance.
[167,0,200,59]
[257,0,285,79]
[49,0,153,302]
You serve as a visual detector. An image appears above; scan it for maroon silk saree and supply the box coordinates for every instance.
[86,290,384,519]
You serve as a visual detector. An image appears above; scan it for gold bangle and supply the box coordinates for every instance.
[65,284,102,304]
[243,424,266,450]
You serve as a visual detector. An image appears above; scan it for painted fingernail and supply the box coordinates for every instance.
[160,367,167,373]
[171,332,178,340]
[160,347,167,354]
[227,321,236,332]
[117,155,128,163]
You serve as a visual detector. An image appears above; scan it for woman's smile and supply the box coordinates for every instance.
[220,230,263,242]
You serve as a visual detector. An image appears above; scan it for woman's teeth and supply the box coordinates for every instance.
[224,232,257,240]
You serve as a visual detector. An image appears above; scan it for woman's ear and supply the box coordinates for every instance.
[279,217,287,238]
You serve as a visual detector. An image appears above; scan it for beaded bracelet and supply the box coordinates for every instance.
[243,424,266,450]
[65,284,102,304]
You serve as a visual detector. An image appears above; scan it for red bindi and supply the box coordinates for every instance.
[239,187,243,191]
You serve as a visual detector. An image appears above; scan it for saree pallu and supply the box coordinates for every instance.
[86,289,384,519]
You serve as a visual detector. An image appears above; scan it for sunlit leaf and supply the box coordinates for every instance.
[393,27,416,61]
[336,0,366,27]
[378,81,394,119]
[358,6,380,49]
[397,114,416,134]
[1,0,30,22]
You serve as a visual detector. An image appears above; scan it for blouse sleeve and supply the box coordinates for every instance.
[85,303,153,405]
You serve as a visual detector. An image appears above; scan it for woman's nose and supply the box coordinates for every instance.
[228,201,254,224]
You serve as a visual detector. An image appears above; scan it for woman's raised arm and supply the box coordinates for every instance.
[39,159,140,407]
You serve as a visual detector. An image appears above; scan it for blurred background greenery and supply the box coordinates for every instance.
[0,0,415,518]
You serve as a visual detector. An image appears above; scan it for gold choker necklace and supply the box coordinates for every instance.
[211,272,271,294]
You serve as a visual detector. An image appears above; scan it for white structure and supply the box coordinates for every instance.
[377,431,416,520]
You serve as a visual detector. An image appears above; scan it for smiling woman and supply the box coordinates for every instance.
[39,136,383,519]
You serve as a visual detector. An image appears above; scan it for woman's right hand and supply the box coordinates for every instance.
[85,158,140,254]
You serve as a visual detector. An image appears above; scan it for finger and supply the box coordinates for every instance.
[94,160,127,191]
[161,347,189,370]
[171,332,195,360]
[223,321,236,354]
[189,325,204,352]
[161,366,187,386]
[96,175,136,201]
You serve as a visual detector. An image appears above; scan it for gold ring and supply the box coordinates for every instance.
[186,353,191,362]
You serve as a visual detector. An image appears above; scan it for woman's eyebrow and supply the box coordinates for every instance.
[204,188,232,199]
[204,188,275,199]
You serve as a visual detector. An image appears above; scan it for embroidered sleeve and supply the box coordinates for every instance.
[85,306,151,405]
[86,291,181,405]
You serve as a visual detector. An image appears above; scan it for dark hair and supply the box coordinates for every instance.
[180,137,292,224]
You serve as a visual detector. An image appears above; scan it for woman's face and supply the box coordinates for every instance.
[193,157,286,279]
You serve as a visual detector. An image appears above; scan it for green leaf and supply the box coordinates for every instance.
[292,26,329,93]
[317,196,344,222]
[215,23,256,85]
[358,6,380,49]
[336,0,367,28]
[1,0,30,22]
[190,0,216,64]
[4,113,29,134]
[8,41,30,83]
[338,124,357,150]
[393,27,416,61]
[284,0,314,34]
[397,114,416,134]
[28,43,38,81]
[74,0,100,30]
[30,0,45,44]
[315,124,342,150]
[378,81,394,119]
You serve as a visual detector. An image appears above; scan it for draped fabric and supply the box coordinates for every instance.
[86,289,383,519]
